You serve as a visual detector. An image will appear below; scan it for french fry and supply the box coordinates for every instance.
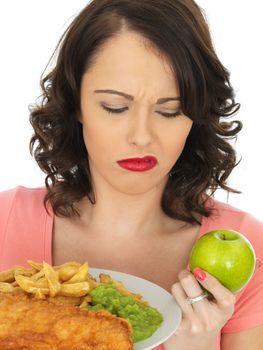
[79,294,92,308]
[14,266,37,278]
[114,280,147,304]
[0,259,149,311]
[87,273,97,281]
[35,288,47,300]
[0,268,15,283]
[87,278,100,291]
[55,263,81,282]
[54,261,81,271]
[15,275,49,295]
[43,262,61,297]
[30,269,45,282]
[33,276,50,288]
[99,273,148,305]
[0,282,16,293]
[27,260,43,271]
[99,273,111,284]
[58,282,90,297]
[64,262,89,284]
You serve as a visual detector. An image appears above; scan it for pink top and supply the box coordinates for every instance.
[1,186,263,350]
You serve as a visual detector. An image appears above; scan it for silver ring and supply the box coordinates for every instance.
[187,291,209,304]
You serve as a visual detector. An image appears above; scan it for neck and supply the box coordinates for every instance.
[75,178,172,238]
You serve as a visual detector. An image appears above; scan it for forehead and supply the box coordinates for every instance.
[83,31,178,91]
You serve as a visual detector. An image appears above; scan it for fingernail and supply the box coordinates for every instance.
[193,268,207,282]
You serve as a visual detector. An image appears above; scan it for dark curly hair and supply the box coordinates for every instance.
[29,0,242,224]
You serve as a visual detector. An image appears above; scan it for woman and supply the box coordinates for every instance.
[0,0,262,349]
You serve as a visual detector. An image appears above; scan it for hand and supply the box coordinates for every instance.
[164,268,236,350]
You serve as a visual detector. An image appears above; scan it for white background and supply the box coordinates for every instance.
[0,1,262,220]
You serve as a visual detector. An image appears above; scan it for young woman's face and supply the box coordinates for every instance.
[80,31,193,195]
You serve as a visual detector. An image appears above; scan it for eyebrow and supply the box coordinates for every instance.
[94,89,180,104]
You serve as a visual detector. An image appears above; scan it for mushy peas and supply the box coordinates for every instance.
[84,283,164,342]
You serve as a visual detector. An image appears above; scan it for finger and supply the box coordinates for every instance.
[193,267,236,312]
[171,281,195,317]
[178,269,209,312]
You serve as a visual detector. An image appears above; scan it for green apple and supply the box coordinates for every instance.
[189,229,256,293]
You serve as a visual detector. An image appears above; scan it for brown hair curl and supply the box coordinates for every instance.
[29,0,242,224]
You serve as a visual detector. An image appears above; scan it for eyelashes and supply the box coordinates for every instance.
[102,106,127,114]
[101,105,181,118]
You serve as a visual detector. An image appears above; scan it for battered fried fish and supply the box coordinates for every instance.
[0,292,133,350]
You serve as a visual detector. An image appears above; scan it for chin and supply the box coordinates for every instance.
[111,178,165,195]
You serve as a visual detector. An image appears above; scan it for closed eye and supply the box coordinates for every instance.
[101,105,181,118]
[102,106,127,114]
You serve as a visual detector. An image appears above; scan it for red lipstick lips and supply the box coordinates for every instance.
[117,156,158,172]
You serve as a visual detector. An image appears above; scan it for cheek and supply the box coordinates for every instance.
[166,139,186,163]
[164,123,192,158]
[82,125,99,159]
[82,121,118,162]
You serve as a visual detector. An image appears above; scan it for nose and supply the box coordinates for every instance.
[127,110,154,148]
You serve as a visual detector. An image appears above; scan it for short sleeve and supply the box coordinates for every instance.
[222,213,263,333]
[0,187,16,231]
[0,187,18,265]
[0,186,53,270]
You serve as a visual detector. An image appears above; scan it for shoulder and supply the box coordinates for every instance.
[201,199,263,334]
[0,186,52,270]
[0,186,48,226]
[0,185,46,198]
[204,199,263,260]
[0,185,47,205]
[206,198,252,223]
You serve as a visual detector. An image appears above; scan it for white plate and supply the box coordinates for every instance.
[89,268,182,350]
